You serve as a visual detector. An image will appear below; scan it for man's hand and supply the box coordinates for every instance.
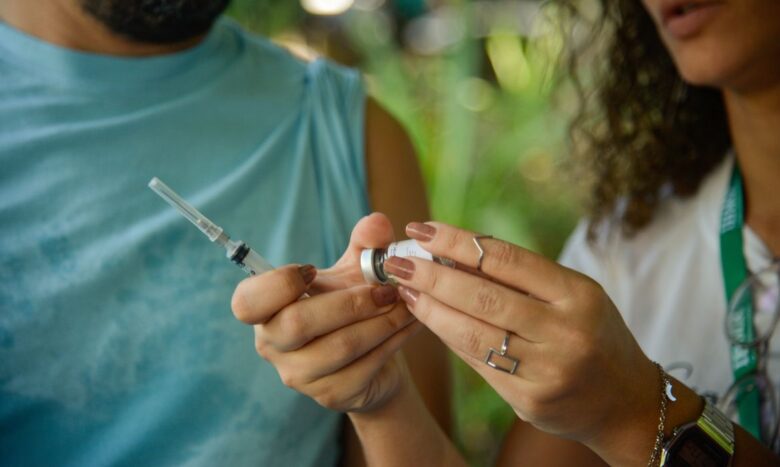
[231,213,423,413]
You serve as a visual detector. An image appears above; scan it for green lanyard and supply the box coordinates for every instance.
[719,164,762,439]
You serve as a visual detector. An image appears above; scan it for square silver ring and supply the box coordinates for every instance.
[484,347,519,374]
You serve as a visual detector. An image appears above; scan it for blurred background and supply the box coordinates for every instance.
[227,1,580,464]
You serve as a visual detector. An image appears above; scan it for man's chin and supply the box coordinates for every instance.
[80,0,232,44]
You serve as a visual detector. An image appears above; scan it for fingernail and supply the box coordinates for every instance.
[371,285,399,307]
[299,264,316,285]
[398,286,419,305]
[384,256,415,280]
[406,222,436,242]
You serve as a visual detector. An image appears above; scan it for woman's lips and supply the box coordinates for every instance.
[661,1,723,40]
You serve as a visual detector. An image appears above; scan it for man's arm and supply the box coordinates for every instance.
[363,99,430,240]
[341,99,452,466]
[364,98,451,431]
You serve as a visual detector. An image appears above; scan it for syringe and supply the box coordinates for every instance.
[148,177,273,276]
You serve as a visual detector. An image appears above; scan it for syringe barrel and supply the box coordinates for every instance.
[227,241,310,297]
[227,241,274,276]
[240,248,275,276]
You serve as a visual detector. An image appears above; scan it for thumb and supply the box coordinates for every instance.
[347,212,396,252]
[331,212,395,272]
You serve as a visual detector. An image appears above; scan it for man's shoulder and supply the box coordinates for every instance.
[218,18,310,74]
[221,18,361,91]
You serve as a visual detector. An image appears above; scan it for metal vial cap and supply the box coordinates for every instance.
[360,248,386,284]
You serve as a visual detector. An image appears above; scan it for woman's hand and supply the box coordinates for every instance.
[230,213,422,413]
[389,221,661,463]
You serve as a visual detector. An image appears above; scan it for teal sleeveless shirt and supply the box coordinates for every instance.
[0,17,368,466]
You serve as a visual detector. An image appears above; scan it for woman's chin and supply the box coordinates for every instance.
[668,43,726,87]
[677,69,723,89]
[670,37,778,93]
[672,52,746,90]
[677,60,778,95]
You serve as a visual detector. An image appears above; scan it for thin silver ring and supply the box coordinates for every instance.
[499,331,510,355]
[473,235,493,272]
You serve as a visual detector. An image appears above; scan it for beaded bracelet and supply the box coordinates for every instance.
[647,362,672,467]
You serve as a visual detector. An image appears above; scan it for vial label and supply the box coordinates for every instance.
[386,240,434,261]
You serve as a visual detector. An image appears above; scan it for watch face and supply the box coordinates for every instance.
[665,427,731,467]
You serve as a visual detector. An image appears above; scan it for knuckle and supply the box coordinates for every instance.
[347,291,369,318]
[278,369,301,389]
[570,273,602,301]
[315,392,337,410]
[382,307,410,331]
[513,393,536,419]
[254,334,268,358]
[522,394,548,421]
[315,389,349,412]
[425,268,441,293]
[279,310,308,344]
[335,331,361,358]
[558,276,580,303]
[579,337,599,361]
[567,327,596,359]
[459,326,484,358]
[441,229,462,253]
[582,273,603,292]
[543,366,570,400]
[473,284,502,317]
[410,293,432,321]
[491,241,519,269]
[558,272,608,318]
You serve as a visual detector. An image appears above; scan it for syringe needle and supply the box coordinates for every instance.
[148,177,274,276]
[148,177,225,243]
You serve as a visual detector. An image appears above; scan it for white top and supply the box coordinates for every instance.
[559,157,778,402]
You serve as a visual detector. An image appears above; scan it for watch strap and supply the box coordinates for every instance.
[697,399,735,455]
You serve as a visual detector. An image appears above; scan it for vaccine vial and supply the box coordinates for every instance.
[360,239,455,284]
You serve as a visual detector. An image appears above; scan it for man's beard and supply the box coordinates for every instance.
[81,0,232,44]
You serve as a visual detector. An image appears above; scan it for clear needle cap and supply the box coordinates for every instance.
[148,177,225,242]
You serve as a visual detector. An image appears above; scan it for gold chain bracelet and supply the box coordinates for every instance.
[647,362,672,467]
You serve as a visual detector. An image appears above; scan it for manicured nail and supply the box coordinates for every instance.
[299,264,316,285]
[406,222,436,242]
[371,285,399,307]
[384,256,415,280]
[398,286,419,305]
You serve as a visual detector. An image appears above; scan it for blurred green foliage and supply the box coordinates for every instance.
[228,1,580,465]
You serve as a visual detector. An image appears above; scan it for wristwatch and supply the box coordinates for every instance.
[660,398,735,466]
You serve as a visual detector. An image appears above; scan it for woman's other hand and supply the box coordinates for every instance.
[393,221,660,461]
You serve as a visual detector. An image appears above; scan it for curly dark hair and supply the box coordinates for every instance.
[563,0,732,236]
